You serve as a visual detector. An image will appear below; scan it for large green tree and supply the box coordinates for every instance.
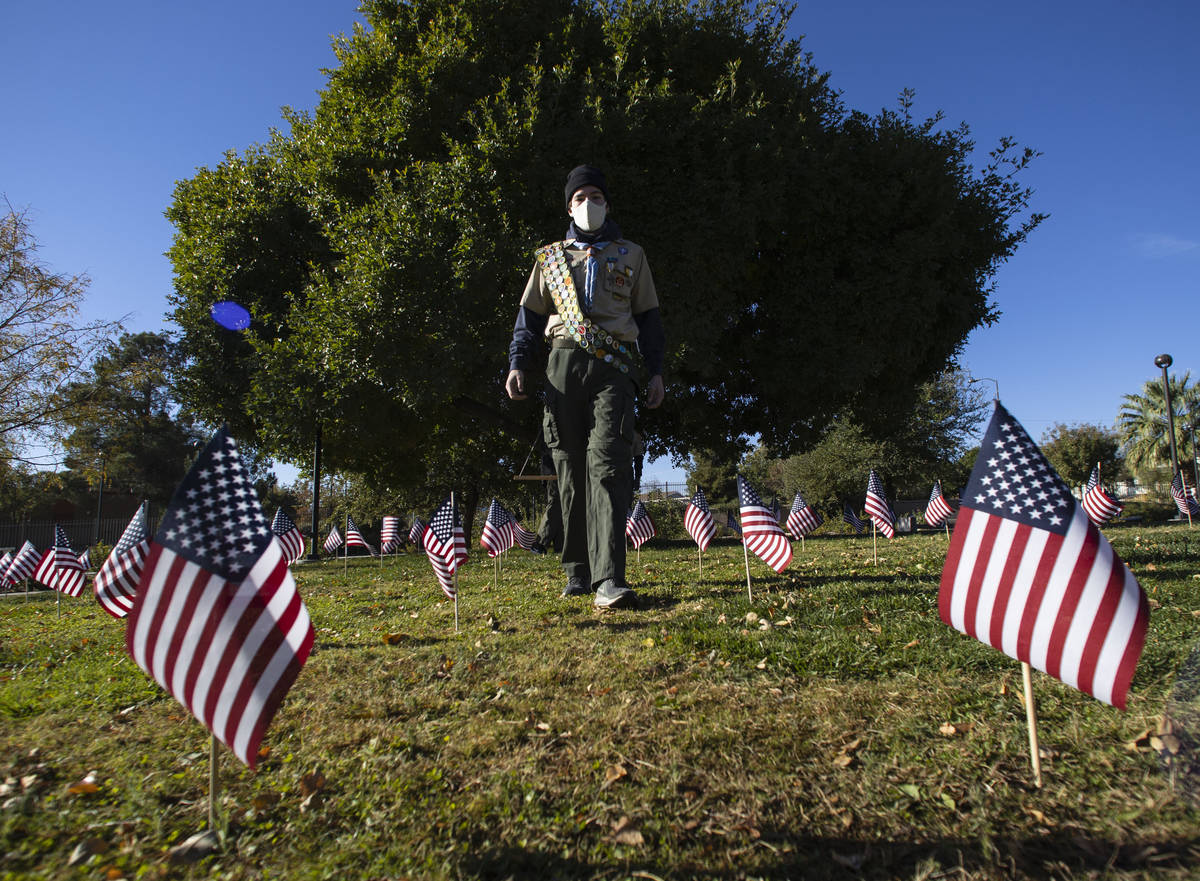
[772,370,988,509]
[59,332,203,509]
[167,0,1041,490]
[1039,423,1123,490]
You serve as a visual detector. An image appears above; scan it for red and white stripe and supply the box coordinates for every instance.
[126,538,315,767]
[94,540,149,618]
[684,498,716,552]
[786,505,821,540]
[4,541,40,584]
[925,492,954,528]
[939,502,1148,708]
[380,516,401,554]
[626,503,656,549]
[1081,485,1123,525]
[740,505,792,573]
[34,548,86,597]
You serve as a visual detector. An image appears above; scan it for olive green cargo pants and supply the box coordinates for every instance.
[542,344,636,586]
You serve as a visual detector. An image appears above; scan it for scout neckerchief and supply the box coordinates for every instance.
[535,240,643,382]
[569,238,608,312]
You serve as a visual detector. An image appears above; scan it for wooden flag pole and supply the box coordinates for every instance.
[872,521,878,566]
[1021,662,1043,788]
[209,732,220,832]
[493,555,499,592]
[698,545,703,581]
[452,491,460,633]
[343,514,349,576]
[944,520,950,539]
[742,536,753,603]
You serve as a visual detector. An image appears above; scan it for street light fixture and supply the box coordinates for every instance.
[1154,354,1181,479]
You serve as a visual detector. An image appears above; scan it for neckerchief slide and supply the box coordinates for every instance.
[535,240,647,387]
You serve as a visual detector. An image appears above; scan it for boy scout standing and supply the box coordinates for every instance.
[506,165,665,609]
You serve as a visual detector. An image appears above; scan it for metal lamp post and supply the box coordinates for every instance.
[1154,354,1181,479]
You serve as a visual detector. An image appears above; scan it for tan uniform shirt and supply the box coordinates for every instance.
[519,239,658,343]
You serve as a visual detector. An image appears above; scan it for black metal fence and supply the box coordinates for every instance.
[0,516,163,554]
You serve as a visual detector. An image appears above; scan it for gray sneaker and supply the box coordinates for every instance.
[594,579,638,609]
[561,576,591,597]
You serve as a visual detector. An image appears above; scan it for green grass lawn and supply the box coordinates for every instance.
[2,525,1198,880]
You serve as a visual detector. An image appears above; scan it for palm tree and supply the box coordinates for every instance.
[1117,371,1200,477]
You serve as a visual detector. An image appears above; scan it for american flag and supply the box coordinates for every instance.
[34,525,86,596]
[842,503,865,534]
[0,552,11,586]
[270,508,307,564]
[408,517,426,551]
[424,496,467,598]
[939,403,1149,709]
[323,525,343,555]
[725,510,742,539]
[1170,471,1200,516]
[125,426,315,768]
[865,470,895,538]
[93,503,150,618]
[786,491,823,539]
[925,480,955,528]
[684,488,716,551]
[1081,465,1123,525]
[480,499,515,557]
[78,548,91,571]
[380,516,402,554]
[738,476,792,572]
[4,541,40,585]
[511,515,537,551]
[626,501,657,549]
[345,515,376,555]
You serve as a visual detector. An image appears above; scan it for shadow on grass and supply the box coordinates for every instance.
[453,831,1200,880]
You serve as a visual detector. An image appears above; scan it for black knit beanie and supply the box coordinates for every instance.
[564,165,608,209]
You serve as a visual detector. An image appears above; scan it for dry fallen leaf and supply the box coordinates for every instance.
[382,632,404,645]
[833,753,854,769]
[939,722,958,736]
[903,639,920,649]
[612,815,644,846]
[1124,730,1151,751]
[601,764,628,789]
[300,771,327,797]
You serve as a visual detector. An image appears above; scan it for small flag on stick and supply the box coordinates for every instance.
[865,470,895,539]
[842,503,865,535]
[626,501,657,549]
[270,508,307,564]
[424,496,467,600]
[380,516,402,554]
[34,526,86,596]
[94,503,150,618]
[786,491,822,540]
[939,403,1149,709]
[4,541,40,585]
[125,426,315,768]
[345,516,376,555]
[684,488,717,552]
[925,481,955,528]
[481,499,516,558]
[1170,471,1199,517]
[738,476,792,573]
[1081,464,1123,526]
[323,525,343,555]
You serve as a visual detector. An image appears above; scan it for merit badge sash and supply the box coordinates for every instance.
[535,241,646,385]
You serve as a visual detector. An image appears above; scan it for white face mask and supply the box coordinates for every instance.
[570,199,607,232]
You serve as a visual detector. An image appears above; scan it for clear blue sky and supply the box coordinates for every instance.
[4,1,1197,486]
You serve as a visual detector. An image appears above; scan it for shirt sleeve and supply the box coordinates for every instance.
[630,248,659,315]
[633,307,665,376]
